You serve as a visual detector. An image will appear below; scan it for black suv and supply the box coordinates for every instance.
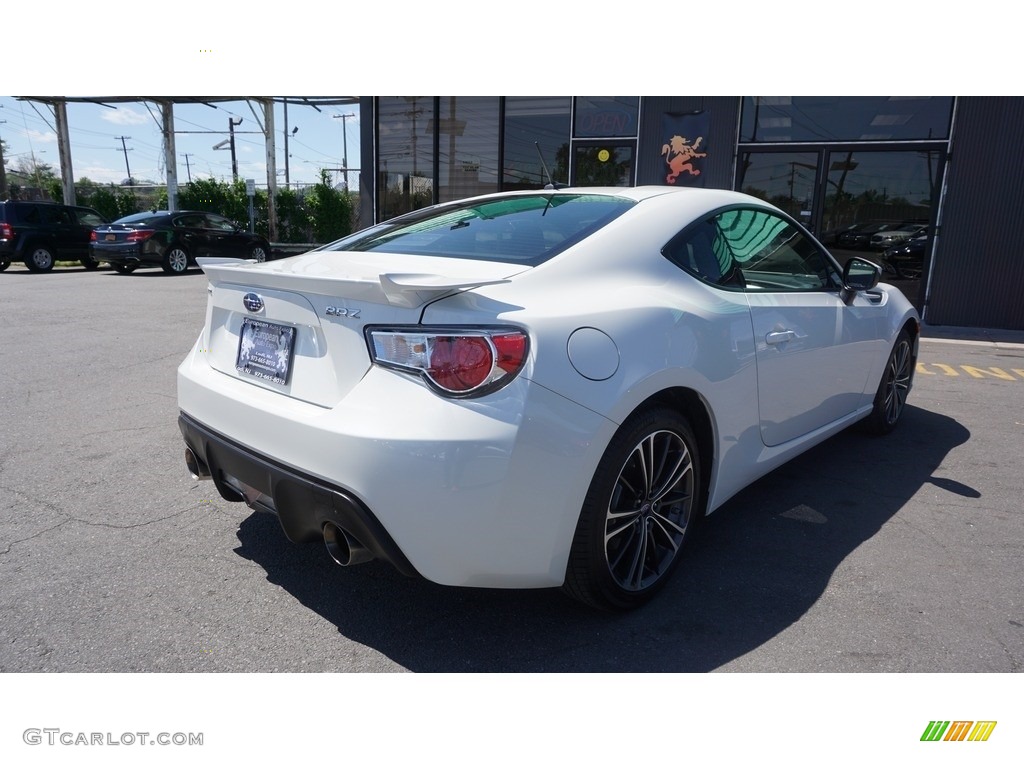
[0,201,108,272]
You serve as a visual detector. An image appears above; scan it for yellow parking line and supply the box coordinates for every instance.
[960,365,1016,380]
[917,363,1024,380]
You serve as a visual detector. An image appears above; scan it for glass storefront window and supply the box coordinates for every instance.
[377,97,436,220]
[437,96,500,203]
[737,147,940,295]
[740,96,954,143]
[822,150,938,240]
[573,144,635,186]
[574,97,640,138]
[503,97,572,190]
[737,151,818,224]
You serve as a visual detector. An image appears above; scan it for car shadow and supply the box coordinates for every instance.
[100,268,203,277]
[232,403,971,672]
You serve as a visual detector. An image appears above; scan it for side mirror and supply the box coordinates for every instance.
[841,257,881,304]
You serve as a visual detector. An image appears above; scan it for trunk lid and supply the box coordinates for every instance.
[197,251,528,407]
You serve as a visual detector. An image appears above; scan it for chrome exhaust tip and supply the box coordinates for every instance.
[185,447,211,480]
[323,521,374,566]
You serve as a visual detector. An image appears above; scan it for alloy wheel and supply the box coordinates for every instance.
[165,247,189,274]
[604,429,694,592]
[882,338,912,426]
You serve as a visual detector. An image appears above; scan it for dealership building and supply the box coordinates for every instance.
[355,96,1024,332]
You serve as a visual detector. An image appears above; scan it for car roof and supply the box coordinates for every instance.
[111,211,170,223]
[458,185,758,204]
[111,210,232,220]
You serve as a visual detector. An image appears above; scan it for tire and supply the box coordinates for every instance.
[24,244,56,273]
[112,263,136,275]
[563,406,701,611]
[864,328,915,435]
[162,245,190,274]
[249,243,269,262]
[0,255,10,272]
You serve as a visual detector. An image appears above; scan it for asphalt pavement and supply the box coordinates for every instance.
[0,263,1022,674]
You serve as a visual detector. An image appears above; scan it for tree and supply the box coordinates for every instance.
[90,186,142,220]
[0,137,9,198]
[14,155,57,183]
[305,169,353,243]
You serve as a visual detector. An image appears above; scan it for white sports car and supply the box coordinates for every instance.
[177,186,919,610]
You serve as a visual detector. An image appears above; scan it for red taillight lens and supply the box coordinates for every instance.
[493,333,528,374]
[369,328,529,396]
[428,336,493,392]
[0,223,13,239]
[125,229,155,242]
[90,230,98,242]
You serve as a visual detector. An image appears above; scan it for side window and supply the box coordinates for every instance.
[75,209,105,227]
[716,209,833,292]
[175,214,204,229]
[43,207,67,225]
[663,218,743,289]
[20,204,42,224]
[203,214,236,232]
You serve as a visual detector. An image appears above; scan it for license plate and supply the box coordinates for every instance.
[105,234,116,241]
[236,318,296,385]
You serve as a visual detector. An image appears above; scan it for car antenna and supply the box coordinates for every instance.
[534,142,566,190]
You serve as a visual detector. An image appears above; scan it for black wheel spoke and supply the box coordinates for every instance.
[604,428,694,593]
[883,340,912,424]
[650,509,688,540]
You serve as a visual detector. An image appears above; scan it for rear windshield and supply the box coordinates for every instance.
[113,212,167,226]
[322,193,635,265]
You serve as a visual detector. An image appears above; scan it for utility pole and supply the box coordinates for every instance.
[181,153,194,183]
[229,118,242,182]
[116,136,133,184]
[333,113,354,189]
[0,119,8,200]
[283,99,298,188]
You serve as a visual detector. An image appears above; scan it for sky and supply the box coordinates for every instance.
[0,96,360,191]
[0,3,1011,201]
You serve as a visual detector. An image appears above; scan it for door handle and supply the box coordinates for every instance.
[766,329,796,345]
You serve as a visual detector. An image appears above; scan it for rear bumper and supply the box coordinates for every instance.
[178,411,420,577]
[91,244,158,266]
[177,341,615,588]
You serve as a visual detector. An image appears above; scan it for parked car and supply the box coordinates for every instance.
[836,220,896,249]
[869,224,927,251]
[882,232,929,279]
[821,220,871,246]
[0,200,107,272]
[177,186,919,611]
[90,210,272,275]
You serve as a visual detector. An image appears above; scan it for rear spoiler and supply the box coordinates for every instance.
[195,258,510,309]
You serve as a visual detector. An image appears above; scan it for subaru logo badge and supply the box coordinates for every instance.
[243,293,264,313]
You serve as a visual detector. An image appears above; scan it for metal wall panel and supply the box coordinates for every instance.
[926,97,1024,330]
[638,97,740,190]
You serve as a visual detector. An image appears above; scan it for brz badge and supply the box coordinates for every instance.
[325,306,361,319]
[243,293,264,313]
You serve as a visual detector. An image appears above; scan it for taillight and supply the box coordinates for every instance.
[125,229,155,242]
[0,223,12,239]
[368,327,529,397]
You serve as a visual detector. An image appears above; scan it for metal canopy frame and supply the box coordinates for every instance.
[12,96,359,240]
